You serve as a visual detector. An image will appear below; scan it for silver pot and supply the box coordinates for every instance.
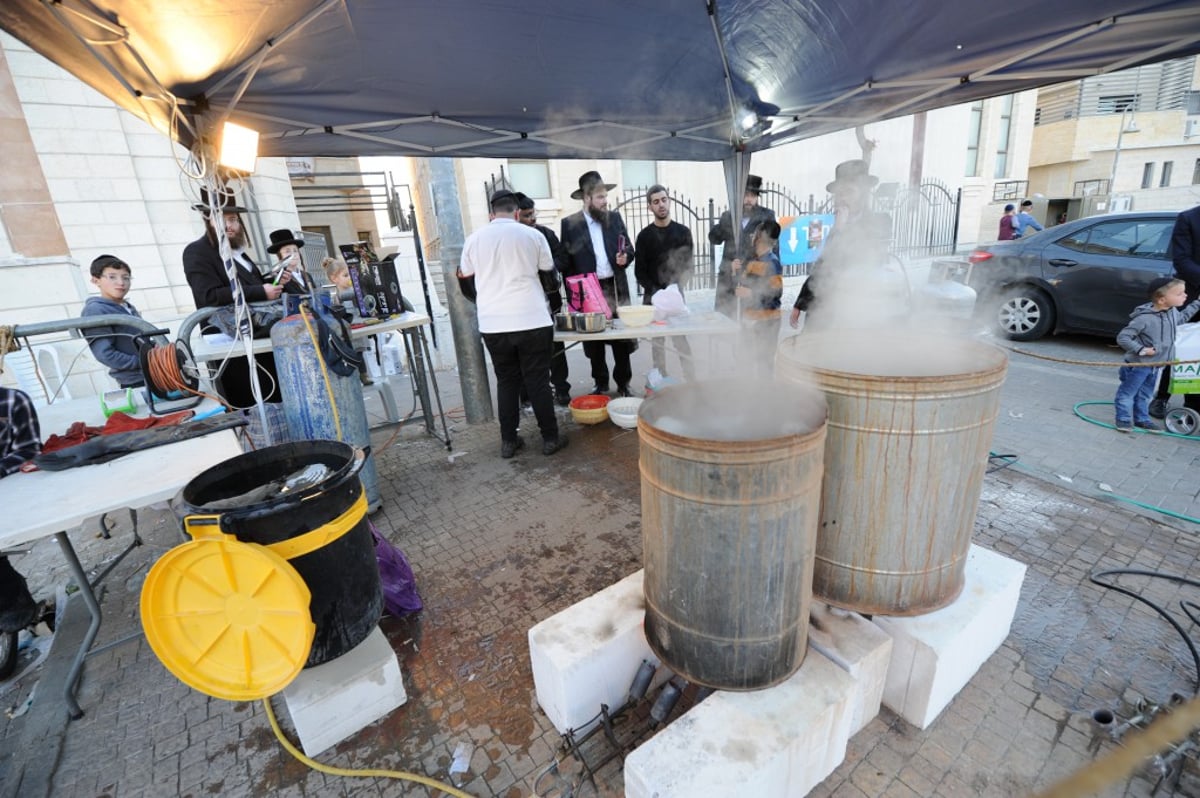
[555,313,575,332]
[573,312,607,333]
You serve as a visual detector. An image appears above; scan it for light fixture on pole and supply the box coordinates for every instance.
[1107,105,1139,197]
[219,121,260,174]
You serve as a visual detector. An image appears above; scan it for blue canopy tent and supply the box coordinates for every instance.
[1,0,1198,164]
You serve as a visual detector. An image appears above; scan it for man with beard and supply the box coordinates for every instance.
[635,185,696,381]
[183,187,292,405]
[560,171,637,397]
[789,160,893,330]
[515,192,572,406]
[709,174,776,317]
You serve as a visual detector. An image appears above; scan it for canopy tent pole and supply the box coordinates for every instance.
[428,158,492,424]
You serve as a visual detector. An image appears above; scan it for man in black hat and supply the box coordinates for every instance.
[789,159,892,329]
[560,171,638,396]
[266,228,311,294]
[460,189,568,458]
[709,174,776,317]
[182,186,291,405]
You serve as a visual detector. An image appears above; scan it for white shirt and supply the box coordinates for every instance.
[585,214,615,279]
[460,217,554,334]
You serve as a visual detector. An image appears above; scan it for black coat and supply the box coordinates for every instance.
[183,234,275,309]
[1171,205,1200,297]
[560,210,636,309]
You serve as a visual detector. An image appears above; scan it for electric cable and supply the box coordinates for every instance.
[260,697,474,798]
[1088,568,1200,695]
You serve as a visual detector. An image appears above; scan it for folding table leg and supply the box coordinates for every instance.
[53,532,102,720]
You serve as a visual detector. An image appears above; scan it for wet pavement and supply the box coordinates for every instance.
[3,292,1200,797]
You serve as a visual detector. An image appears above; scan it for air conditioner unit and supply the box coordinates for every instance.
[1186,118,1200,138]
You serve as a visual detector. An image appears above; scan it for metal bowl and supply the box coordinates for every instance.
[572,312,607,333]
[555,313,575,332]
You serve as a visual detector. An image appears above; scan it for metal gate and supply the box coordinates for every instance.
[875,179,961,260]
[614,188,719,291]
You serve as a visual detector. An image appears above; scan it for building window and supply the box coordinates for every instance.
[621,160,658,192]
[507,160,551,199]
[992,181,1029,202]
[994,95,1013,179]
[965,101,983,176]
[1141,163,1155,189]
[1097,94,1138,114]
[1193,158,1200,185]
[1160,161,1174,188]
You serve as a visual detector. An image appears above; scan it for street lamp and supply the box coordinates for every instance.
[1107,105,1140,197]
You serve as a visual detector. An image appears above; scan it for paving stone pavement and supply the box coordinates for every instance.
[3,292,1200,797]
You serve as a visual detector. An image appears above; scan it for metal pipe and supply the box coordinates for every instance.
[428,156,492,423]
[13,314,165,341]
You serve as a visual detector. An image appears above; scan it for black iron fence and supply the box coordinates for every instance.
[614,177,960,287]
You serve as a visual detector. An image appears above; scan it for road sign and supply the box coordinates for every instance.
[779,214,835,266]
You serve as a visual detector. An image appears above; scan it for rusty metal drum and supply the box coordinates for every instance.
[639,379,827,691]
[776,331,1008,616]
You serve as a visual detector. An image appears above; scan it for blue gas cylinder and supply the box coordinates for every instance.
[270,314,381,511]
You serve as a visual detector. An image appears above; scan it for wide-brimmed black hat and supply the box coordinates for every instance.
[267,228,304,254]
[570,170,617,200]
[191,186,246,214]
[826,160,879,193]
[745,174,764,195]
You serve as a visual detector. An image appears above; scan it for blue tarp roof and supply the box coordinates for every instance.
[2,1,1199,161]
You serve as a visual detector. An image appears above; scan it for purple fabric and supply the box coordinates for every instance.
[368,520,422,616]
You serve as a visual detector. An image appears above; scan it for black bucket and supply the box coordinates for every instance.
[174,440,383,667]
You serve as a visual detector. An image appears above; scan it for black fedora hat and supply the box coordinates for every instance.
[192,186,246,214]
[745,174,764,195]
[267,228,304,254]
[570,170,617,200]
[826,160,878,193]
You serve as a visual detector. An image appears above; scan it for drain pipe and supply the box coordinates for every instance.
[428,157,492,423]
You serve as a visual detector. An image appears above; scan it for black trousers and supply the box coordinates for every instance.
[483,326,558,442]
[583,340,634,390]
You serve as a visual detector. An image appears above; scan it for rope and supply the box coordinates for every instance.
[260,697,475,798]
[994,339,1200,370]
[0,326,18,375]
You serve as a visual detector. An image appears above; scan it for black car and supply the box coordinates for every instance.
[966,211,1179,341]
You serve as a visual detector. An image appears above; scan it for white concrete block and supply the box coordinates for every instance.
[624,650,856,798]
[281,627,407,757]
[872,544,1026,729]
[807,602,893,734]
[528,569,665,735]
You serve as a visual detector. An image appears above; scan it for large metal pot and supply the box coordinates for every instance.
[554,313,575,332]
[572,312,607,333]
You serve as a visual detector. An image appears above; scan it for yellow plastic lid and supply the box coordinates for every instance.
[140,536,315,701]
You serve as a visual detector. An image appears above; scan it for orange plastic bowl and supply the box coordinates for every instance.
[569,394,610,424]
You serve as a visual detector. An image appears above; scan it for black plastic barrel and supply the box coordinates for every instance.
[174,440,382,667]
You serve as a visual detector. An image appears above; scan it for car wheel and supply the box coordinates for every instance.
[995,287,1055,341]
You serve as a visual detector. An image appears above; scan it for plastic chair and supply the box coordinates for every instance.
[4,346,72,405]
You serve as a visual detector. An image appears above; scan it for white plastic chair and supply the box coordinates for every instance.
[4,346,73,405]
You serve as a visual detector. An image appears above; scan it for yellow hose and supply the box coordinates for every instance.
[299,304,342,441]
[261,696,475,798]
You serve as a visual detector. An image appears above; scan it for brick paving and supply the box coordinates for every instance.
[3,295,1200,796]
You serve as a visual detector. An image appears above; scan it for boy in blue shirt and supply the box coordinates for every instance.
[81,254,146,389]
[1114,277,1200,432]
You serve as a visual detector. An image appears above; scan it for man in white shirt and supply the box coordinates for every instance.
[460,190,569,458]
